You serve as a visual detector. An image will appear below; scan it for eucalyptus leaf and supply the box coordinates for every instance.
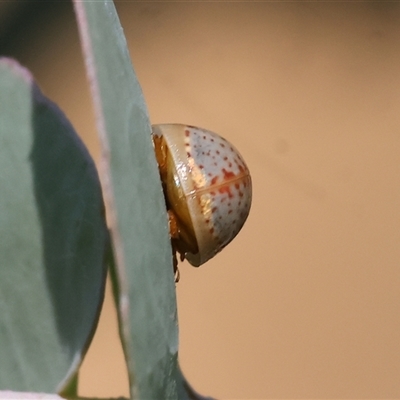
[0,58,108,393]
[73,1,179,399]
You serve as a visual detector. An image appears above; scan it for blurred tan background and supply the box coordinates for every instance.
[1,2,400,398]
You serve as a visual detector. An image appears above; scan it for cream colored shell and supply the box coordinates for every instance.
[153,124,252,267]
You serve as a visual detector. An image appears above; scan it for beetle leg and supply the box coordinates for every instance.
[168,210,181,282]
[168,210,180,239]
[174,265,180,283]
[171,249,180,282]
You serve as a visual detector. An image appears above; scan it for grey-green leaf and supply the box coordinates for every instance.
[73,1,179,399]
[0,58,108,393]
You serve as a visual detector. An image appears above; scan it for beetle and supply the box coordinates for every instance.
[152,124,252,281]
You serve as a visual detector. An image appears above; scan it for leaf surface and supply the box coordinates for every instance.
[73,2,179,398]
[0,58,108,393]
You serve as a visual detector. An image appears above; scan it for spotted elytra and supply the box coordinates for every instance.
[152,124,252,277]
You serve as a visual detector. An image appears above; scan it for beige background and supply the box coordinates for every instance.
[2,2,400,398]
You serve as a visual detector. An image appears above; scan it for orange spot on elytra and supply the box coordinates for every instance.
[222,168,235,180]
[210,176,218,185]
[218,185,233,198]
